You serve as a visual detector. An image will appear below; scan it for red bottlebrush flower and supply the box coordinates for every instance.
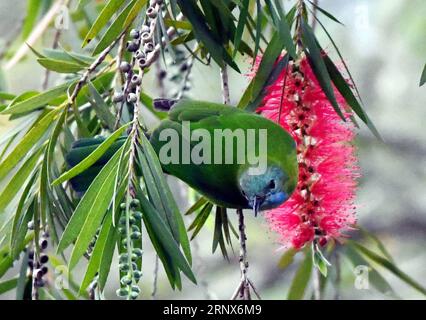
[252,55,359,249]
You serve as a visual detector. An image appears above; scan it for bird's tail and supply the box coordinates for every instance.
[65,136,127,194]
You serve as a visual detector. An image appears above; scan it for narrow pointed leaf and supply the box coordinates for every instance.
[287,250,313,300]
[0,109,58,180]
[349,241,426,296]
[82,0,126,47]
[301,20,346,121]
[57,149,121,254]
[52,124,128,186]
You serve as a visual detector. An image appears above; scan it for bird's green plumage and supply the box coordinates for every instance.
[149,100,298,208]
[66,99,298,210]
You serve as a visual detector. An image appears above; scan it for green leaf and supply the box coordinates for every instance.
[239,42,289,111]
[10,172,37,251]
[349,241,426,296]
[1,82,71,115]
[346,246,397,297]
[246,31,283,103]
[37,58,85,73]
[98,181,128,290]
[313,250,328,277]
[420,63,426,87]
[0,234,34,278]
[254,0,262,59]
[212,206,223,254]
[92,0,136,55]
[21,0,42,39]
[322,46,381,140]
[301,20,346,121]
[82,0,126,47]
[185,197,208,216]
[278,248,297,269]
[177,0,240,72]
[52,124,128,186]
[136,185,196,284]
[0,108,58,181]
[287,250,313,300]
[138,134,192,264]
[0,277,18,294]
[269,1,297,59]
[308,0,344,25]
[43,48,94,66]
[123,0,149,31]
[189,202,213,240]
[88,82,116,130]
[11,199,34,259]
[233,0,250,58]
[0,147,42,212]
[0,92,16,101]
[79,212,113,294]
[57,148,121,255]
[358,227,394,263]
[164,19,193,30]
[16,250,30,299]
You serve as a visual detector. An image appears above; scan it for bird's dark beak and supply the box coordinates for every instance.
[252,195,265,217]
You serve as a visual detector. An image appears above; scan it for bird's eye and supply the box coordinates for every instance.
[268,179,275,189]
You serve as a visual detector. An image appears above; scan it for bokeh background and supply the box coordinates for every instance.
[0,0,425,299]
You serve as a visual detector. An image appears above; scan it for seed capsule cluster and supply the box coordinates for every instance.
[113,0,162,118]
[27,229,50,289]
[116,198,143,300]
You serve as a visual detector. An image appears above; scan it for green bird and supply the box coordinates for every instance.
[66,99,298,216]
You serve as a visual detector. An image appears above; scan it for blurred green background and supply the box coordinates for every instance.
[0,0,425,299]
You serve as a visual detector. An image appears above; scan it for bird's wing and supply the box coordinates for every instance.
[168,99,243,123]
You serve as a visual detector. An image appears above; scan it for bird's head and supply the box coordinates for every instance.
[239,165,293,216]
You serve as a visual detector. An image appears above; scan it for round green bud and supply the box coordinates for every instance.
[132,211,143,220]
[119,254,128,263]
[119,216,126,225]
[120,275,132,286]
[131,285,140,293]
[130,199,140,209]
[133,270,142,281]
[133,248,143,257]
[116,288,129,297]
[119,263,129,272]
[130,231,141,240]
[130,291,139,300]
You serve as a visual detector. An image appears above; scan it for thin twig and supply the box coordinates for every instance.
[248,279,262,300]
[234,208,251,300]
[42,26,63,90]
[151,254,159,299]
[220,66,230,104]
[313,267,321,300]
[68,30,126,126]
